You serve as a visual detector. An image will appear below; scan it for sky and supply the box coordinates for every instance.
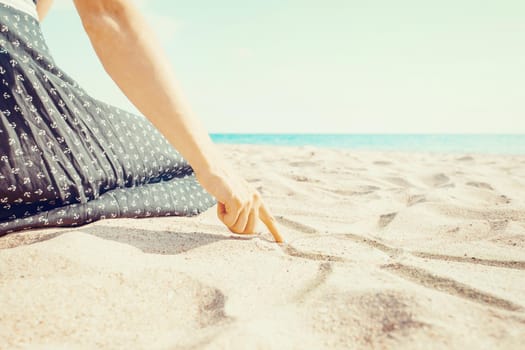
[40,0,525,134]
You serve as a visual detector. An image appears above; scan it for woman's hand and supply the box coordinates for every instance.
[196,164,284,243]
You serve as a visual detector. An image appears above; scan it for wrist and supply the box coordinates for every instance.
[189,144,224,179]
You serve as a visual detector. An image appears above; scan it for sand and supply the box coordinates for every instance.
[1,144,525,349]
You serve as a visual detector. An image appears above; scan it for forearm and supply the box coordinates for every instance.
[73,0,221,175]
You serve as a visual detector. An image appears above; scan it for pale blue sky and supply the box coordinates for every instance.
[41,0,524,133]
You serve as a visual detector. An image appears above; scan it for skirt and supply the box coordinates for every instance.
[0,1,216,236]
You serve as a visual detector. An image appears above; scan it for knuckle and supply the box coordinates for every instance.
[234,196,251,209]
[232,195,242,207]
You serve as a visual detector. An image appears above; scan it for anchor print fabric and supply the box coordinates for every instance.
[0,1,216,235]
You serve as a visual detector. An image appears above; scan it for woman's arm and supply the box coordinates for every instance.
[71,0,283,242]
[72,0,219,176]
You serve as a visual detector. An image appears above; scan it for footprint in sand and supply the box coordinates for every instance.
[386,177,412,188]
[466,181,494,190]
[407,194,426,207]
[428,173,450,188]
[378,212,397,228]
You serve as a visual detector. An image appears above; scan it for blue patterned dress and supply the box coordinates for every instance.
[0,0,216,235]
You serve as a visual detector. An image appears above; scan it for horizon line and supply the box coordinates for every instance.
[209,132,525,136]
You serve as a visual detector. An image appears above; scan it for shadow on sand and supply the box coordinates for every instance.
[1,224,229,255]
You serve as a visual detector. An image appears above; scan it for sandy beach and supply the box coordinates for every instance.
[1,143,524,349]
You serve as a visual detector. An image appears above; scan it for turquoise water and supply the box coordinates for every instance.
[210,134,525,155]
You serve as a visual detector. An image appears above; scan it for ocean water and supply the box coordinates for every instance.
[210,134,525,155]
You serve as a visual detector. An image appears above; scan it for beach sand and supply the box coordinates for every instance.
[1,144,525,349]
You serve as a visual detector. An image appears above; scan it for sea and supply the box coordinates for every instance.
[210,134,525,155]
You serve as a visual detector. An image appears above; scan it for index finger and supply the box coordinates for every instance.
[258,202,284,243]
